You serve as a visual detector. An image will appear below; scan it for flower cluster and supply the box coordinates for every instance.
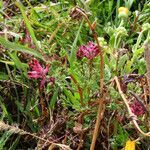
[130,101,145,116]
[28,59,54,88]
[77,41,99,60]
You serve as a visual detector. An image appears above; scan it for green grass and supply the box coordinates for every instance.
[0,0,149,149]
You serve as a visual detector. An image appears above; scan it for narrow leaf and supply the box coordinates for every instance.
[0,37,43,60]
[50,87,59,109]
[69,20,83,68]
[15,1,39,49]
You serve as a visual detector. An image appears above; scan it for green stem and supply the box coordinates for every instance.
[119,19,124,27]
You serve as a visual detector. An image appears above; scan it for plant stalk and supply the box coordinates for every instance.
[75,8,105,150]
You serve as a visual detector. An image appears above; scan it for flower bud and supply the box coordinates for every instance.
[70,6,84,20]
[115,27,128,37]
[98,37,107,47]
[118,7,129,19]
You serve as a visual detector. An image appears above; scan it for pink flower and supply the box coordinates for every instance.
[77,41,99,59]
[130,101,145,116]
[28,59,49,87]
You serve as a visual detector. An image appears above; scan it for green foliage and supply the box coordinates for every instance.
[0,131,13,149]
[15,1,40,49]
[111,123,129,149]
[0,0,149,149]
[0,37,43,60]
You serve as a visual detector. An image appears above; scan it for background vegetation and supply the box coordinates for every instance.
[0,0,150,149]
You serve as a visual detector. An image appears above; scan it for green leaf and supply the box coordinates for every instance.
[125,60,132,73]
[104,65,111,81]
[0,72,9,80]
[8,135,21,150]
[63,88,81,110]
[0,37,43,60]
[69,20,84,68]
[132,47,144,60]
[0,131,13,149]
[50,87,59,109]
[0,96,13,122]
[8,52,28,73]
[118,54,128,71]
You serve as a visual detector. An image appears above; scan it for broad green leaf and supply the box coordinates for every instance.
[69,69,81,85]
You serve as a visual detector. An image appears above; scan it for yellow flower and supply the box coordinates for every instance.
[125,140,135,150]
[118,7,129,18]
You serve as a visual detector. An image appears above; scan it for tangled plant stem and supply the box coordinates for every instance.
[0,121,71,150]
[114,76,150,137]
[74,7,105,150]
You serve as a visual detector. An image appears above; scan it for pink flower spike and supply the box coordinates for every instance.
[77,41,99,59]
[28,59,50,87]
[130,101,145,116]
[29,59,44,73]
[77,45,87,58]
[28,71,41,78]
[43,64,50,74]
[40,78,46,88]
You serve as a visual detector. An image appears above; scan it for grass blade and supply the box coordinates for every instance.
[15,1,39,49]
[50,87,59,109]
[69,20,83,68]
[0,37,43,60]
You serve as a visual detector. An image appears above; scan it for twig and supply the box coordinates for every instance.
[48,22,63,44]
[77,133,84,150]
[144,43,150,98]
[114,76,150,137]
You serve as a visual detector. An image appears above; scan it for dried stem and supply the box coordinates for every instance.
[144,43,150,94]
[114,76,150,137]
[75,8,105,150]
[77,133,84,150]
[48,22,63,44]
[0,121,71,150]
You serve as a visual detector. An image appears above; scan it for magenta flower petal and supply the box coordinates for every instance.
[28,71,41,78]
[48,77,55,84]
[28,59,49,78]
[77,45,87,58]
[130,101,145,116]
[43,65,50,74]
[28,59,50,87]
[40,78,46,88]
[77,41,99,59]
[29,59,44,73]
